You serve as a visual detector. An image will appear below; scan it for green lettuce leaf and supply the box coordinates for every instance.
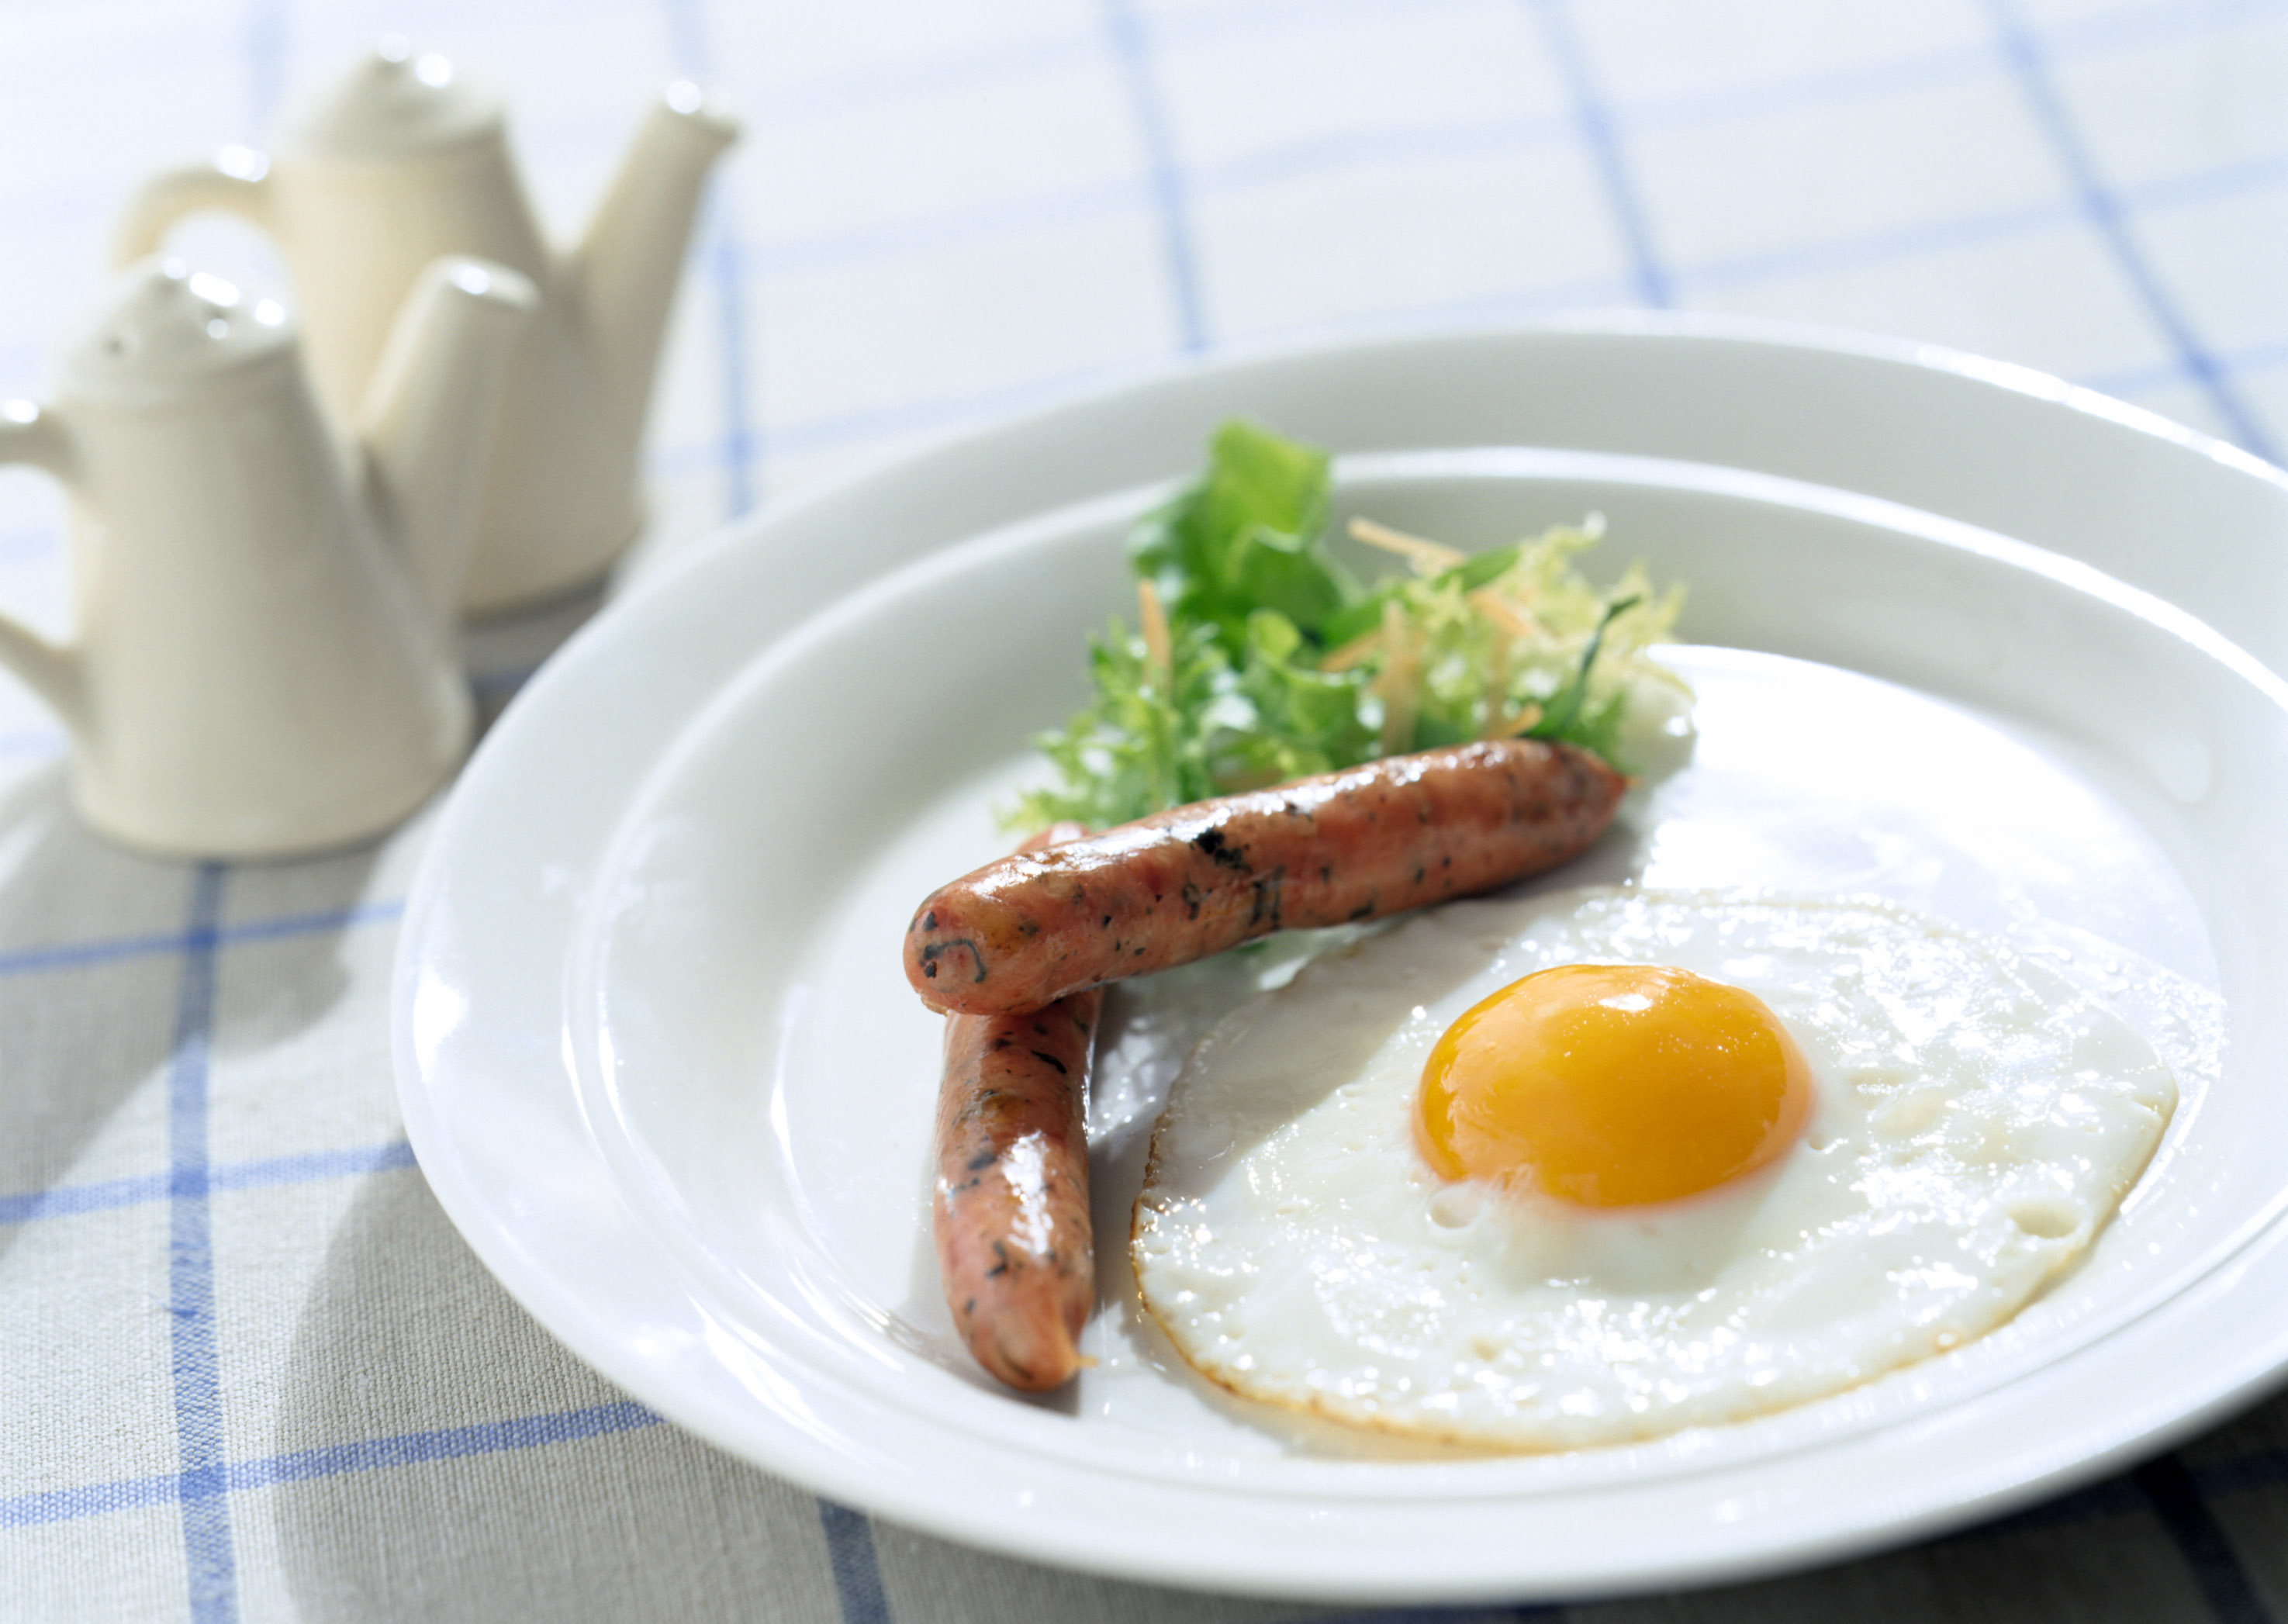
[1010,423,1686,832]
[1128,420,1360,652]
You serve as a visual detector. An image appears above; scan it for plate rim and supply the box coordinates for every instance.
[395,316,2288,1602]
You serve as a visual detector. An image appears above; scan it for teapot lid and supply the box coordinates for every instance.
[58,261,296,404]
[279,39,502,161]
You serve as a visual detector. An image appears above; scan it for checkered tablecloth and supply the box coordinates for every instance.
[5,1,2288,1619]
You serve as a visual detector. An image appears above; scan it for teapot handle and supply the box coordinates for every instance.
[0,407,88,734]
[111,150,275,267]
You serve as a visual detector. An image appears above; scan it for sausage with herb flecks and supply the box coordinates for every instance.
[905,738,1627,1018]
[933,822,1101,1391]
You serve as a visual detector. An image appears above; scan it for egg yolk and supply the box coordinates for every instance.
[1416,964,1810,1207]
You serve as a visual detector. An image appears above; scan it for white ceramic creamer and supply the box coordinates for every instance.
[0,257,537,858]
[112,40,740,613]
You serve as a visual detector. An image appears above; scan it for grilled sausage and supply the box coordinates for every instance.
[906,738,1626,1017]
[933,822,1100,1391]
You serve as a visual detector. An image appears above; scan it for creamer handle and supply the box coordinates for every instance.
[111,149,275,266]
[0,406,88,734]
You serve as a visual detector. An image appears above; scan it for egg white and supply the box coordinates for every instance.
[1130,887,2183,1450]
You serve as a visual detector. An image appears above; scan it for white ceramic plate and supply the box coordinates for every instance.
[394,316,2288,1605]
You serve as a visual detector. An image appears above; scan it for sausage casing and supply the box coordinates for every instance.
[932,823,1099,1391]
[906,738,1626,1017]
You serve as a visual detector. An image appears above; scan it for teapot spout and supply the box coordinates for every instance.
[359,258,540,621]
[575,84,740,439]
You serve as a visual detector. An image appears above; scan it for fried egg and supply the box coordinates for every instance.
[1130,888,2182,1449]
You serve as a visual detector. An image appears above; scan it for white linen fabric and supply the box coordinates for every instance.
[2,1,2286,1620]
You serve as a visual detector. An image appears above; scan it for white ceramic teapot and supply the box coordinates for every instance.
[0,257,536,858]
[112,40,740,613]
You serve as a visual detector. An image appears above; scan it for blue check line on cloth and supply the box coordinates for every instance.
[0,1139,416,1226]
[707,227,760,517]
[165,862,237,1623]
[12,1411,2276,1547]
[2089,331,2288,404]
[12,0,2217,297]
[1982,0,2282,465]
[694,116,2288,311]
[745,174,1153,282]
[156,32,283,1621]
[636,118,2288,480]
[1627,36,1997,136]
[240,0,285,136]
[648,342,1196,475]
[1151,0,1475,54]
[2135,147,2288,220]
[750,1452,2288,1624]
[2133,1455,2275,1624]
[756,27,1104,129]
[2043,0,2288,68]
[1677,143,2279,306]
[818,1500,892,1624]
[618,2,2288,330]
[0,1401,663,1530]
[1526,0,1671,309]
[1680,195,2080,296]
[0,0,2248,233]
[0,898,402,980]
[1618,0,2259,140]
[1198,115,1576,199]
[660,0,762,517]
[1100,0,1210,353]
[666,0,883,1606]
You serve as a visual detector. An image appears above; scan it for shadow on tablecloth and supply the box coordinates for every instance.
[0,767,375,1269]
[269,1167,838,1621]
[256,1158,2288,1622]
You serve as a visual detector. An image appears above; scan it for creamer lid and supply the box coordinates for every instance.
[278,39,502,161]
[57,261,296,403]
